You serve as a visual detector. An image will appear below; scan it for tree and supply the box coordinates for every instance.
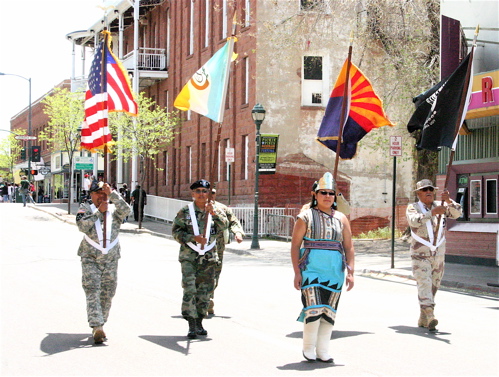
[40,88,84,214]
[0,130,26,182]
[109,92,181,228]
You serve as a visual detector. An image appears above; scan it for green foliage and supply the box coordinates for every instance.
[0,131,26,181]
[354,226,402,240]
[40,87,84,153]
[108,92,181,182]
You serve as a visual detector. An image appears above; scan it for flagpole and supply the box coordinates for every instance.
[333,32,353,182]
[201,12,238,249]
[433,25,478,245]
[101,30,109,248]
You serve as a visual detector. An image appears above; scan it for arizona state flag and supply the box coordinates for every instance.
[316,59,394,159]
[407,52,473,151]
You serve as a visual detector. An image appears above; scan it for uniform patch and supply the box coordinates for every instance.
[76,208,86,221]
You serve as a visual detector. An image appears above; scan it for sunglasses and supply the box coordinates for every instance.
[420,187,434,192]
[193,189,208,194]
[318,190,336,196]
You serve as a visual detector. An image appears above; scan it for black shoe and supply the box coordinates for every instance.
[187,317,197,339]
[196,318,207,336]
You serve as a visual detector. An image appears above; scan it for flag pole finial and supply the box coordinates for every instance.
[349,30,354,46]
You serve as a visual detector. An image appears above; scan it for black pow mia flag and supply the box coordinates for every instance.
[407,53,472,151]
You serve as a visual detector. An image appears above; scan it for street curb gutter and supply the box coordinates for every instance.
[360,268,499,297]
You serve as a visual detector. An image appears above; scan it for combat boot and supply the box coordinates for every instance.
[196,318,208,336]
[187,317,197,339]
[92,325,106,344]
[423,307,438,331]
[418,307,428,328]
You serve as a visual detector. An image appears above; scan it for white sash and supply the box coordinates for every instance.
[84,204,117,254]
[411,201,445,252]
[186,202,216,255]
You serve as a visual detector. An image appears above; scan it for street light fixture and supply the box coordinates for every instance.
[0,72,32,182]
[250,103,266,250]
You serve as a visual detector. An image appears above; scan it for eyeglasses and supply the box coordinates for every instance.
[318,190,336,196]
[420,187,434,192]
[193,189,208,194]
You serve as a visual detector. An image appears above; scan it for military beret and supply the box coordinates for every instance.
[89,180,104,193]
[190,179,210,190]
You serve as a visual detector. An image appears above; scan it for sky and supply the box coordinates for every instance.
[0,0,112,142]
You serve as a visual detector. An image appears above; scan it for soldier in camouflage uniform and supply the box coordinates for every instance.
[76,180,131,344]
[172,179,228,339]
[406,179,462,331]
[207,188,244,315]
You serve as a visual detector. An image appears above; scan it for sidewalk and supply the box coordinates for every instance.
[30,202,499,297]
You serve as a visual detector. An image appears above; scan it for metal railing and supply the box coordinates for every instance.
[123,48,166,70]
[143,195,298,238]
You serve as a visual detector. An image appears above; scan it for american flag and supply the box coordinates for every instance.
[81,31,137,152]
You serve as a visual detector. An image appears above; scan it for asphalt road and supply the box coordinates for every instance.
[1,204,498,376]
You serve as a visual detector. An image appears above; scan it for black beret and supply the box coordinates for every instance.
[89,180,104,193]
[190,179,210,190]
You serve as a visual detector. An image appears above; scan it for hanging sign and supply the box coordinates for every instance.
[259,134,279,174]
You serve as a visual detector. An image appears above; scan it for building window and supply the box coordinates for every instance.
[166,8,171,67]
[468,175,499,219]
[242,57,249,105]
[469,177,482,217]
[302,56,323,106]
[164,151,168,186]
[187,146,192,183]
[301,0,326,11]
[485,175,498,218]
[204,0,210,48]
[221,0,228,39]
[164,90,169,111]
[243,0,251,27]
[242,135,249,180]
[189,0,195,55]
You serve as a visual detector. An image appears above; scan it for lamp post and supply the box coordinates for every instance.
[0,73,32,182]
[251,103,266,249]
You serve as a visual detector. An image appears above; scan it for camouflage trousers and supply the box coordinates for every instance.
[81,257,118,328]
[180,259,217,319]
[210,249,225,300]
[411,254,445,308]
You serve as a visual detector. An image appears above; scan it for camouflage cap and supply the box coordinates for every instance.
[415,179,438,192]
[89,180,104,193]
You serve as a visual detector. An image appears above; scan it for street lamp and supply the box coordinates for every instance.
[251,103,266,249]
[0,72,32,182]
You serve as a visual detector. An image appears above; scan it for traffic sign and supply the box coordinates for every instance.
[225,148,235,163]
[15,135,37,140]
[390,136,402,157]
[75,156,94,170]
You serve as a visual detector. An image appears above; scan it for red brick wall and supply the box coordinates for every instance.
[446,231,497,259]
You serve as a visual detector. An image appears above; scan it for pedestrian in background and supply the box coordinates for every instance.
[406,179,462,331]
[207,188,244,315]
[130,185,147,222]
[1,183,8,203]
[19,176,34,206]
[76,180,131,344]
[8,183,15,203]
[291,172,355,363]
[172,179,228,339]
[37,185,45,203]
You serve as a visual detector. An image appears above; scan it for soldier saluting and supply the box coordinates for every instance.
[76,180,131,344]
[172,179,228,339]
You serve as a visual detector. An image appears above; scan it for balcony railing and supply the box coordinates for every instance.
[123,48,167,71]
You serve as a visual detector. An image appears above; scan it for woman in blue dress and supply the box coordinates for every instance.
[291,172,355,363]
